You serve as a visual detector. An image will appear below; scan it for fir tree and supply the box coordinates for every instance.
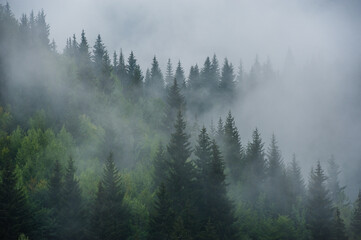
[165,58,174,87]
[223,111,243,182]
[118,49,127,84]
[91,153,130,240]
[219,58,235,103]
[307,162,333,240]
[327,155,348,207]
[148,56,164,96]
[153,144,168,190]
[287,154,306,206]
[166,111,195,231]
[149,183,174,240]
[164,78,186,130]
[331,208,348,240]
[210,54,220,91]
[0,157,32,240]
[208,139,238,239]
[60,157,84,240]
[175,60,186,89]
[266,134,288,215]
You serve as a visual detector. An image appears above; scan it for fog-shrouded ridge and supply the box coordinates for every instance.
[1,1,361,239]
[8,0,361,190]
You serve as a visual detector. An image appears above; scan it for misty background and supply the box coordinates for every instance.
[7,0,361,198]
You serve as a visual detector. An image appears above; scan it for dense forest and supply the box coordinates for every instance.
[0,3,360,240]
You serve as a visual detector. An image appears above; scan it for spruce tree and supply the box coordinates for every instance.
[210,54,220,91]
[149,183,174,240]
[91,153,130,240]
[0,157,32,240]
[327,155,348,207]
[307,162,333,240]
[153,144,168,190]
[148,56,164,96]
[165,58,174,87]
[208,139,238,239]
[60,157,84,240]
[351,191,361,240]
[331,208,348,240]
[166,111,195,232]
[219,58,235,103]
[223,111,243,182]
[175,60,186,89]
[266,134,288,215]
[164,78,186,131]
[287,154,306,207]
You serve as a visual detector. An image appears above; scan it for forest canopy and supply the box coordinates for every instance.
[0,3,361,240]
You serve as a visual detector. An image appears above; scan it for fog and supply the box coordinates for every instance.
[8,0,361,198]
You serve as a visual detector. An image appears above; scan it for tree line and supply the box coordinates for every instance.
[0,3,361,240]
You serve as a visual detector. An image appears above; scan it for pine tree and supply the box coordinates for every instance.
[149,183,174,240]
[164,79,186,131]
[266,134,288,215]
[327,155,348,207]
[77,30,93,85]
[0,157,32,240]
[60,157,84,240]
[166,111,195,231]
[187,64,200,90]
[118,49,127,85]
[48,160,62,211]
[223,111,243,182]
[175,60,186,89]
[331,208,348,240]
[35,10,50,48]
[219,58,235,103]
[351,191,361,240]
[208,139,238,239]
[165,58,174,87]
[210,54,220,91]
[126,51,143,99]
[153,144,168,190]
[91,153,130,240]
[307,162,333,240]
[287,154,306,206]
[46,160,63,240]
[148,56,164,96]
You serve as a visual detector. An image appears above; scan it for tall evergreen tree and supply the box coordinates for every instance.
[266,134,288,215]
[331,208,348,240]
[244,128,265,204]
[219,58,235,103]
[351,191,361,240]
[118,49,127,85]
[207,139,238,239]
[223,111,243,182]
[153,144,168,190]
[149,183,174,240]
[165,58,174,87]
[175,60,186,89]
[287,154,306,206]
[91,153,130,240]
[307,162,333,240]
[60,157,84,240]
[164,79,186,131]
[148,56,164,96]
[0,157,32,240]
[210,54,220,91]
[77,30,93,85]
[327,155,348,207]
[166,111,195,232]
[126,51,143,99]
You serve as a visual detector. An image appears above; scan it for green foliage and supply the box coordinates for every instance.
[307,162,333,240]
